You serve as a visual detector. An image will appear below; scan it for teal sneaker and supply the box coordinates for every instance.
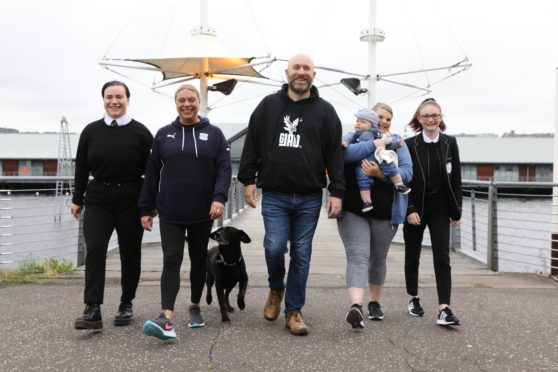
[143,313,177,340]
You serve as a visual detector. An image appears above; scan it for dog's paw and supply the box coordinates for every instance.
[206,294,213,305]
[225,305,235,313]
[238,297,245,310]
[221,315,231,322]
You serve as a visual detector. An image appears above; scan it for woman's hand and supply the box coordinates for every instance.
[407,212,421,225]
[141,215,153,231]
[361,159,384,179]
[70,203,82,219]
[210,201,225,220]
[451,219,460,227]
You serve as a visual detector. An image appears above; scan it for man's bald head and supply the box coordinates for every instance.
[285,53,316,99]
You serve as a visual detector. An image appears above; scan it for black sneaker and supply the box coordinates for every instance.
[437,307,460,326]
[408,297,425,317]
[346,304,364,329]
[367,301,384,320]
[188,306,205,328]
[143,313,177,340]
[396,184,411,195]
[361,201,373,213]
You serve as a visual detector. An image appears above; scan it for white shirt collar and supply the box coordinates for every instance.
[422,130,440,144]
[104,113,132,126]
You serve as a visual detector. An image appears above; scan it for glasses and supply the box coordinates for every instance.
[419,113,441,120]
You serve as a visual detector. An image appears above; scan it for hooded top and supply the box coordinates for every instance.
[238,84,344,198]
[138,117,232,224]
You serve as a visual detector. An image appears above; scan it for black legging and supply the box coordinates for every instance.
[159,220,213,311]
[403,194,452,305]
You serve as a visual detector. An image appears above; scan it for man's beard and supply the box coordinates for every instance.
[288,78,312,95]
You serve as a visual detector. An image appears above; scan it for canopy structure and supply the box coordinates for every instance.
[99,0,277,116]
[100,0,472,116]
[131,27,268,82]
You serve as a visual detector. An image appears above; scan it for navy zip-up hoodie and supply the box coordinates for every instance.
[238,84,344,198]
[138,117,232,224]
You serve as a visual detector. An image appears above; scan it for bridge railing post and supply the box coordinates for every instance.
[77,213,86,267]
[486,181,499,271]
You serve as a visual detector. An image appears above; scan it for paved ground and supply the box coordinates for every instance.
[1,204,558,371]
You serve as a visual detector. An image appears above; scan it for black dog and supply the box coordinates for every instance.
[206,226,250,322]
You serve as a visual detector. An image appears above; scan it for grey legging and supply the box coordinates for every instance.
[337,211,398,288]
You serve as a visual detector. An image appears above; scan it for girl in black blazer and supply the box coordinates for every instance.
[403,98,462,326]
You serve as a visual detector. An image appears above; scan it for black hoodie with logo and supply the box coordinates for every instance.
[238,84,344,198]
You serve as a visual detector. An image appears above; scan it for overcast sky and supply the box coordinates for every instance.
[1,0,557,136]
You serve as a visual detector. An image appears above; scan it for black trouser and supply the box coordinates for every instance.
[403,194,452,305]
[83,185,144,305]
[159,220,213,311]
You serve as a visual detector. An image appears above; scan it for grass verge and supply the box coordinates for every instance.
[0,258,75,283]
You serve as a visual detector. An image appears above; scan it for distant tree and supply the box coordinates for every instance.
[0,127,19,133]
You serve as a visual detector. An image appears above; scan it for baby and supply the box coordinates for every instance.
[342,108,411,212]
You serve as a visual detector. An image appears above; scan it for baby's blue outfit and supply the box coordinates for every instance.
[342,129,400,190]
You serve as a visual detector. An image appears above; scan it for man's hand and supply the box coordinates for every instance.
[141,216,153,231]
[244,184,258,208]
[326,196,342,218]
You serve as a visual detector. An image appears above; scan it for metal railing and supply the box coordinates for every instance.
[0,176,248,269]
[458,180,558,275]
[2,176,557,275]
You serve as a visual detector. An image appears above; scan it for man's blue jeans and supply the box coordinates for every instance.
[261,191,322,313]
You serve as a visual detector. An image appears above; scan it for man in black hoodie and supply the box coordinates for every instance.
[238,53,344,335]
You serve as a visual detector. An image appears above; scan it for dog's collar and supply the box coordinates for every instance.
[217,253,243,266]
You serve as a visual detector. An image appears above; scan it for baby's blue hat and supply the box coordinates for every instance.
[355,108,378,127]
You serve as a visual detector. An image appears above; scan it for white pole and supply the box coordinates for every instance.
[200,0,209,116]
[367,0,377,107]
[552,68,558,275]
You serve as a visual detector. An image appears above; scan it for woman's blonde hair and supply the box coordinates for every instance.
[372,102,393,117]
[174,84,200,101]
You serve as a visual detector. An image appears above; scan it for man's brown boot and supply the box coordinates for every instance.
[285,310,309,335]
[263,289,284,321]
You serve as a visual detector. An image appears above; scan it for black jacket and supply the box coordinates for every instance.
[405,132,462,221]
[238,84,344,198]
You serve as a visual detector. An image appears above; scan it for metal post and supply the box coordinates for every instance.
[486,182,499,271]
[450,224,459,252]
[551,68,558,276]
[367,0,378,106]
[77,213,86,267]
[471,190,477,251]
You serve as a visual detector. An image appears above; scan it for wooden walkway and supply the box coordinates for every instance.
[107,201,555,289]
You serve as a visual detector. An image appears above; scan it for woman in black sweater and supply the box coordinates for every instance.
[72,81,153,330]
[404,98,462,326]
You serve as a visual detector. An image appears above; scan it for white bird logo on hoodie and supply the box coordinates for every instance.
[279,115,301,148]
[283,115,300,134]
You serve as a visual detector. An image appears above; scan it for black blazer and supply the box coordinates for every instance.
[405,132,462,221]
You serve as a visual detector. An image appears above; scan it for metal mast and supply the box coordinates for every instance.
[55,116,74,197]
[360,0,385,107]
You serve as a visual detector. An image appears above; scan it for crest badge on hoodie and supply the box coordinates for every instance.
[279,115,301,148]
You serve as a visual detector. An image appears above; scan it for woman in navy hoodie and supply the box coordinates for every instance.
[139,84,231,340]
